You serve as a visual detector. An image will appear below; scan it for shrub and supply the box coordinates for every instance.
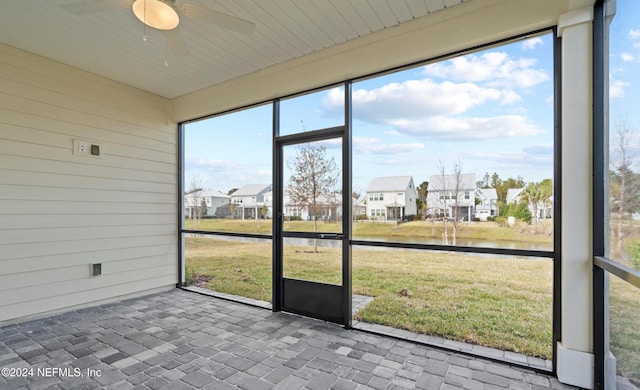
[500,202,532,224]
[494,216,507,226]
[184,265,196,286]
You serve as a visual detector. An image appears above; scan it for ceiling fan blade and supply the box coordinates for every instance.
[61,0,131,15]
[163,29,189,56]
[180,3,255,35]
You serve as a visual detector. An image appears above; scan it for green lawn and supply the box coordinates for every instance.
[185,236,553,359]
[610,276,640,386]
[186,218,554,245]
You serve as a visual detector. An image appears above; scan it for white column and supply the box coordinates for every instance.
[557,6,595,389]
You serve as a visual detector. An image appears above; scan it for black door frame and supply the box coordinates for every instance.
[272,82,352,327]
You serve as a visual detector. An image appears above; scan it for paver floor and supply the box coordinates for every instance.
[0,289,578,390]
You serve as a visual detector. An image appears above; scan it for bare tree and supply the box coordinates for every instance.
[610,119,640,251]
[186,174,206,230]
[436,160,464,245]
[450,161,464,246]
[436,161,449,245]
[287,143,339,252]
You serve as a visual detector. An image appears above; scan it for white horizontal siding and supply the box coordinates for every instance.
[0,44,177,323]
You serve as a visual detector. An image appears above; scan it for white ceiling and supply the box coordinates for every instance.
[0,0,470,99]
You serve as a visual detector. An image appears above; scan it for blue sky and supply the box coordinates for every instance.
[185,6,639,195]
[609,0,640,152]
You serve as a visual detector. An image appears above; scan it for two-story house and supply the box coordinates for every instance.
[365,176,417,221]
[229,183,272,219]
[475,187,498,221]
[185,189,231,218]
[427,173,477,221]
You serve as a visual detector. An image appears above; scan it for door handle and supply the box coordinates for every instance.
[319,234,344,239]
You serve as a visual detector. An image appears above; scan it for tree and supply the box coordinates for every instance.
[436,160,464,245]
[450,161,464,246]
[488,172,526,202]
[199,198,208,220]
[287,143,339,252]
[520,181,551,229]
[186,174,206,230]
[417,181,429,217]
[478,172,491,189]
[610,119,640,251]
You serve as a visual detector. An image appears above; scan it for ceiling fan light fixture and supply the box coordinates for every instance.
[132,0,179,31]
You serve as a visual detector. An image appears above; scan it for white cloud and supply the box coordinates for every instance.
[522,37,543,51]
[390,115,544,141]
[621,53,635,62]
[545,94,554,106]
[610,80,630,98]
[629,29,640,39]
[500,89,522,104]
[354,137,424,154]
[468,143,553,168]
[423,51,549,89]
[324,80,503,122]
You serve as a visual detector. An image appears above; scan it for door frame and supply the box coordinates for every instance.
[272,82,352,327]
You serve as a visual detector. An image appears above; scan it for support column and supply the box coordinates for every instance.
[557,6,595,389]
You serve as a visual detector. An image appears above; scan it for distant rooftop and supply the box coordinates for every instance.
[428,174,477,191]
[232,184,272,197]
[366,176,414,192]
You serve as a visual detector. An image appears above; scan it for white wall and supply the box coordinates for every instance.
[0,43,177,323]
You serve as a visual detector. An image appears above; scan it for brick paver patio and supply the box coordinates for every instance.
[0,289,578,390]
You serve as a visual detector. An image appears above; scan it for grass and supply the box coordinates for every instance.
[185,236,553,359]
[186,218,554,245]
[610,276,640,386]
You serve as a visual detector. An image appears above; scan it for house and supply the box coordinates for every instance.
[506,188,553,220]
[184,190,231,218]
[475,188,499,221]
[506,188,525,205]
[427,174,477,221]
[365,176,417,221]
[230,184,272,219]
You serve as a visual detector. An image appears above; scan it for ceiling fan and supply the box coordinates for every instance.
[61,0,256,56]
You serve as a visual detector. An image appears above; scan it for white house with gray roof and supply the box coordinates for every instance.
[184,189,231,219]
[230,183,272,219]
[365,176,417,221]
[427,173,477,221]
[475,187,499,221]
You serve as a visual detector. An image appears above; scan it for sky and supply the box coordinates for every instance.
[609,0,640,166]
[184,3,639,195]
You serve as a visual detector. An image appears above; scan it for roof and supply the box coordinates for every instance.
[200,190,231,199]
[428,174,477,191]
[232,184,272,197]
[506,188,524,203]
[366,176,414,192]
[477,188,498,200]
